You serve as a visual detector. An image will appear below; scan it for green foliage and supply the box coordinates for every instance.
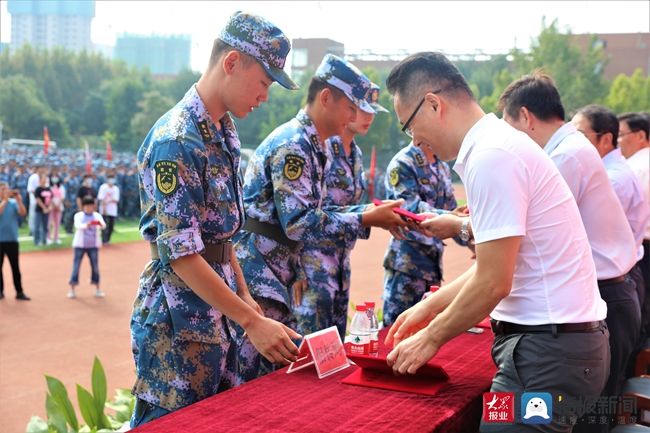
[26,357,133,433]
[605,68,650,113]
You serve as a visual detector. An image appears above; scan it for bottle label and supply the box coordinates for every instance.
[349,333,370,355]
[369,330,379,353]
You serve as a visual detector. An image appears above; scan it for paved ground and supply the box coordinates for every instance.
[0,199,473,433]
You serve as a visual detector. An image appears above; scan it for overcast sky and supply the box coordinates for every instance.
[1,1,648,71]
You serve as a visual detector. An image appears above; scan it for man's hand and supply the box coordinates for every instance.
[292,279,308,306]
[245,316,301,366]
[418,213,463,239]
[362,199,408,232]
[387,327,441,375]
[385,298,438,347]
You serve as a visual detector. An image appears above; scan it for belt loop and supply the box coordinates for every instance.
[551,324,558,338]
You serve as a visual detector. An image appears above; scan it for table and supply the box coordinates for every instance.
[132,328,496,433]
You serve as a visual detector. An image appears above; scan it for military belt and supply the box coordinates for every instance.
[242,218,302,252]
[150,242,232,264]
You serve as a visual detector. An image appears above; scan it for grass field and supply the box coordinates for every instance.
[18,218,142,253]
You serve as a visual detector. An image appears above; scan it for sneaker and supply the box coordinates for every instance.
[94,290,105,298]
[67,289,76,299]
[16,292,31,301]
[46,239,53,245]
[55,239,62,245]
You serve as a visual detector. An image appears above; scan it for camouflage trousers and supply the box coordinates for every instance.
[130,318,240,424]
[295,282,349,341]
[236,297,297,383]
[382,268,438,326]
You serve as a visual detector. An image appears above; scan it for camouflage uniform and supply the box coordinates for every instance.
[295,83,389,339]
[295,135,368,339]
[130,11,297,427]
[130,85,244,417]
[382,143,459,325]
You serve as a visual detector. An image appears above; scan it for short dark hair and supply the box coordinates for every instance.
[306,77,346,105]
[618,112,650,140]
[386,52,474,105]
[81,196,96,206]
[498,71,565,122]
[208,39,256,69]
[576,104,619,146]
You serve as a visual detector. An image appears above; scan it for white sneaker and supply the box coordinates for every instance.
[94,290,105,298]
[67,289,76,299]
[46,239,53,245]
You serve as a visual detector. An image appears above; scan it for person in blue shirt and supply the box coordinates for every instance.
[0,182,30,300]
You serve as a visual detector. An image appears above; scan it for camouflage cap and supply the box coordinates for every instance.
[315,54,374,114]
[367,82,389,113]
[218,11,298,90]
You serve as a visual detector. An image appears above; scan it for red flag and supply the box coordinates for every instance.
[84,141,92,174]
[105,141,113,161]
[368,145,377,200]
[43,126,50,155]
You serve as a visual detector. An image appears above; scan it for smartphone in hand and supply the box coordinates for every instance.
[372,199,426,224]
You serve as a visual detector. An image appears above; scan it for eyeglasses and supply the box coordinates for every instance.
[618,130,635,139]
[400,87,449,138]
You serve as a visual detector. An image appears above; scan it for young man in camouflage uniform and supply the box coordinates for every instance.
[235,54,406,381]
[382,141,464,325]
[294,83,390,339]
[130,12,301,427]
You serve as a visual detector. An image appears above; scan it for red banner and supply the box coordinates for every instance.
[84,141,92,174]
[43,126,50,155]
[106,141,113,161]
[368,145,377,200]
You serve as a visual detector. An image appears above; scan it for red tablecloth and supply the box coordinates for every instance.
[133,329,496,433]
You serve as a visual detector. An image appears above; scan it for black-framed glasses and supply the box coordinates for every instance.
[400,87,449,138]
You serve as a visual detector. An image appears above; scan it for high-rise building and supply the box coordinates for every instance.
[114,34,191,76]
[8,0,95,53]
[291,38,345,81]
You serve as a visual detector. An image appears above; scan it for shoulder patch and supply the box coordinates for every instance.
[332,141,341,155]
[197,120,212,143]
[420,177,430,185]
[389,167,399,186]
[154,160,179,196]
[415,153,426,167]
[283,154,306,181]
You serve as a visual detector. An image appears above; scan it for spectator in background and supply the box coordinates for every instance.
[33,174,52,247]
[48,171,66,245]
[618,112,650,297]
[0,182,30,301]
[27,165,47,236]
[76,174,96,212]
[97,172,120,244]
[68,196,105,299]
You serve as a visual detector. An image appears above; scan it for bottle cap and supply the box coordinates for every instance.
[429,285,440,292]
[355,304,367,312]
[365,301,375,308]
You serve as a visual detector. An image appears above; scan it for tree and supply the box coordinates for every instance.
[605,68,650,113]
[0,75,69,142]
[105,75,146,151]
[130,90,175,145]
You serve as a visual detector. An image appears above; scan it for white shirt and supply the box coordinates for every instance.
[544,123,637,279]
[27,173,40,195]
[454,114,606,325]
[72,211,105,248]
[97,183,120,217]
[603,148,649,260]
[626,147,650,240]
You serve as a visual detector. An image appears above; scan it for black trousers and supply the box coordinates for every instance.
[0,241,24,295]
[102,215,116,243]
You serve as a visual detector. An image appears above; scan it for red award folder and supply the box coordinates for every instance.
[342,352,449,396]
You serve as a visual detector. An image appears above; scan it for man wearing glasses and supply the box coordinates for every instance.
[383,52,609,432]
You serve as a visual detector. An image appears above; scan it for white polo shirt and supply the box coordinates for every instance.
[603,148,649,261]
[626,147,650,240]
[544,123,637,279]
[454,114,606,325]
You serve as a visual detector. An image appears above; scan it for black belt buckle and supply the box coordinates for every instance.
[490,320,504,335]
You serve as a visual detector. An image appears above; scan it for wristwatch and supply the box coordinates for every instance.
[459,217,471,242]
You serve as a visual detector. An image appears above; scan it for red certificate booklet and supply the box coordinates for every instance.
[342,351,449,396]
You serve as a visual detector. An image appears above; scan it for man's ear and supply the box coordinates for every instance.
[425,92,440,112]
[222,50,239,76]
[319,87,332,107]
[520,106,533,129]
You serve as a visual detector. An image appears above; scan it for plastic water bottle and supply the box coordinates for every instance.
[349,305,371,355]
[421,285,440,301]
[365,301,379,354]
